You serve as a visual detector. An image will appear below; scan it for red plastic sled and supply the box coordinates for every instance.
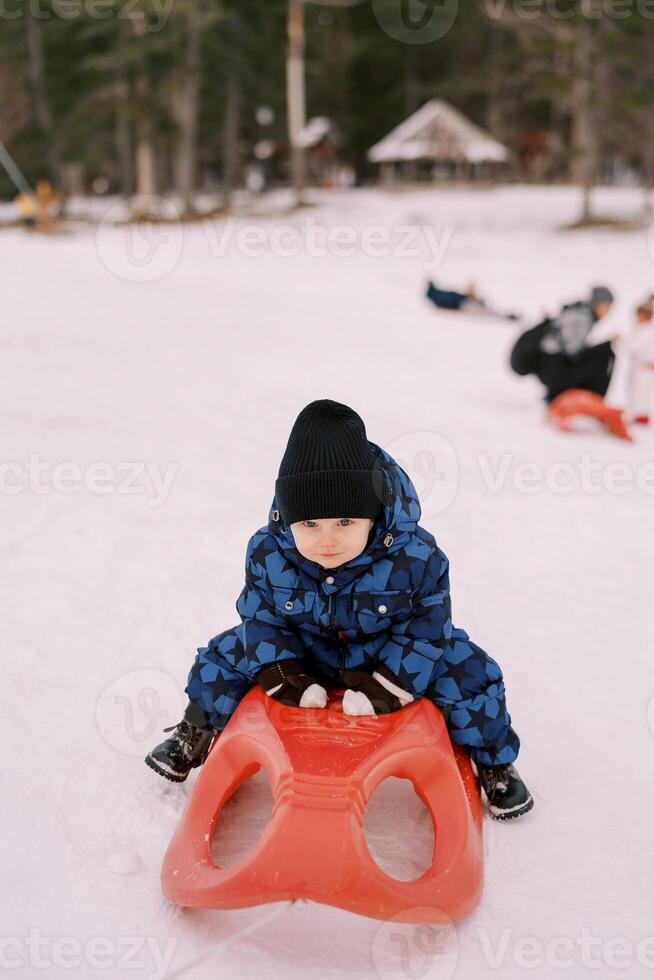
[161,687,483,924]
[547,389,633,441]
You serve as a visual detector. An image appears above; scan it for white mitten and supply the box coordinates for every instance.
[299,683,328,708]
[256,660,327,709]
[341,667,414,716]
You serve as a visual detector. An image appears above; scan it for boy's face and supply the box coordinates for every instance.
[290,518,375,568]
[593,301,612,320]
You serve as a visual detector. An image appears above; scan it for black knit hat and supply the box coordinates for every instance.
[274,400,384,526]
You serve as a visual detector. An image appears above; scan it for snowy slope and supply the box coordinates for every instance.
[2,185,654,979]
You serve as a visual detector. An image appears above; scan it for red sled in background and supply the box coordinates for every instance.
[547,389,633,441]
[161,686,484,925]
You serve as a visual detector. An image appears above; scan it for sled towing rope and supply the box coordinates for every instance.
[161,685,483,924]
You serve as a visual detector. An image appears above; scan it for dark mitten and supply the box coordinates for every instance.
[341,663,414,716]
[255,659,327,708]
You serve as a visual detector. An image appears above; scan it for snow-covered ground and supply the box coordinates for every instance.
[2,185,654,980]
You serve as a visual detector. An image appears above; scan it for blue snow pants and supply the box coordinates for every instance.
[185,625,520,768]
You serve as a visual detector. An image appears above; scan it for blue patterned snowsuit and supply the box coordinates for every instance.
[186,442,520,766]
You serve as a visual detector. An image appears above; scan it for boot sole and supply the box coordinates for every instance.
[144,754,190,783]
[489,795,534,821]
[144,733,216,783]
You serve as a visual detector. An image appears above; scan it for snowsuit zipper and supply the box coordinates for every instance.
[328,593,346,679]
[338,643,346,678]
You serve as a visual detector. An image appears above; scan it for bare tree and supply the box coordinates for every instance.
[172,3,202,215]
[25,15,60,182]
[568,20,595,224]
[114,78,134,197]
[286,0,366,206]
[130,10,157,202]
[483,4,601,224]
[221,72,241,209]
[287,0,306,206]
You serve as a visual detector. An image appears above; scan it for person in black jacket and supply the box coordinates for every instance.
[510,286,615,403]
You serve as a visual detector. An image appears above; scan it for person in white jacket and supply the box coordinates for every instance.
[625,298,654,425]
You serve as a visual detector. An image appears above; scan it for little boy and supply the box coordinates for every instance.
[146,400,533,820]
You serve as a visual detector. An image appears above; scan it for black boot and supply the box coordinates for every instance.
[145,702,216,783]
[476,762,534,820]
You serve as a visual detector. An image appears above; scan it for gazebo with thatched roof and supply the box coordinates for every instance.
[367,99,509,183]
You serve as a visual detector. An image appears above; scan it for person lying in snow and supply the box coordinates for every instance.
[510,285,615,403]
[624,297,654,426]
[426,280,484,311]
[426,280,519,321]
[146,400,533,821]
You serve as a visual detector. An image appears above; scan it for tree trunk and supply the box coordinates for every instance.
[135,139,156,199]
[131,12,156,203]
[222,72,241,209]
[25,14,59,183]
[287,0,306,206]
[114,79,133,197]
[334,7,352,123]
[569,25,595,224]
[172,4,202,215]
[485,27,503,141]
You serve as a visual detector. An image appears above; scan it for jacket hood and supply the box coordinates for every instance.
[266,441,422,586]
